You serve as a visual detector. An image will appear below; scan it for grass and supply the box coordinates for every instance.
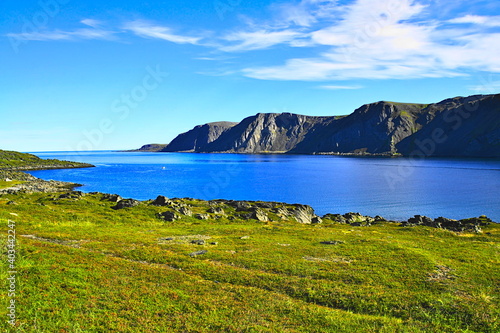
[1,192,499,332]
[0,150,92,170]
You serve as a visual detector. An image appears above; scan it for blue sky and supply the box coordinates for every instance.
[1,0,500,151]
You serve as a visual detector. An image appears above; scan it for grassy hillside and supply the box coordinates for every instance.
[0,150,93,170]
[1,192,498,332]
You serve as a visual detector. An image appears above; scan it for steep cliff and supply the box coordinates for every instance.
[161,121,237,152]
[141,93,500,157]
[201,113,334,153]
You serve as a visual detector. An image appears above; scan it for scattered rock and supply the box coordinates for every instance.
[189,250,208,257]
[177,206,192,216]
[229,201,253,211]
[59,191,84,200]
[320,240,344,245]
[312,216,323,224]
[159,237,174,241]
[195,213,209,220]
[190,239,205,245]
[112,199,140,210]
[210,242,218,245]
[401,215,491,233]
[101,193,122,202]
[207,206,226,215]
[6,201,16,205]
[151,195,172,206]
[291,204,318,224]
[240,236,250,240]
[249,207,269,222]
[157,211,180,222]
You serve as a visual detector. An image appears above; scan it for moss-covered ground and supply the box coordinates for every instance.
[0,192,498,332]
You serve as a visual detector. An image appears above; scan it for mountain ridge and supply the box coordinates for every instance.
[136,94,500,157]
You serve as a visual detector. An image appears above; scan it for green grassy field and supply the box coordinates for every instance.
[1,192,498,332]
[0,150,93,170]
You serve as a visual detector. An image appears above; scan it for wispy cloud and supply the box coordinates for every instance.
[219,30,307,52]
[238,0,500,81]
[318,85,363,90]
[123,20,202,45]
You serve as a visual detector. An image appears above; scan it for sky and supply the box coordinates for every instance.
[1,0,500,152]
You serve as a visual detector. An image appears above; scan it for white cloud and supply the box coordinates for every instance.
[6,28,115,41]
[81,19,103,28]
[219,30,307,52]
[238,0,500,81]
[318,85,363,90]
[124,20,201,45]
[448,15,500,27]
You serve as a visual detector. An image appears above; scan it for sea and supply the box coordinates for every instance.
[27,151,500,222]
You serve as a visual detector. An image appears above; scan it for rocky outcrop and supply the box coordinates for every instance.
[199,113,333,153]
[152,93,499,157]
[162,122,237,152]
[401,215,492,232]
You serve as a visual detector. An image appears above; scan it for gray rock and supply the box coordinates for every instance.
[177,206,192,216]
[189,250,208,257]
[291,204,317,224]
[157,211,180,222]
[249,207,269,222]
[195,213,210,220]
[150,195,172,206]
[190,239,205,245]
[320,240,344,245]
[112,199,140,210]
[207,206,226,215]
[101,193,122,202]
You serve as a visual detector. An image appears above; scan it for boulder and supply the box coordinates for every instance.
[291,204,317,224]
[189,250,208,257]
[207,206,226,216]
[151,195,172,206]
[195,213,210,220]
[157,211,180,222]
[101,193,122,202]
[112,199,140,210]
[249,207,269,222]
[177,206,192,216]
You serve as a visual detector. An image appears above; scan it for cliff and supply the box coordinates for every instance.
[142,93,500,157]
[161,121,237,152]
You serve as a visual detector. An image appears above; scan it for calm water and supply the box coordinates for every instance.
[28,151,500,222]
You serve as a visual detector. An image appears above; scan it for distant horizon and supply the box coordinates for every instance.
[2,0,500,151]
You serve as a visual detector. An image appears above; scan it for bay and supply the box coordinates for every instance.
[28,151,500,222]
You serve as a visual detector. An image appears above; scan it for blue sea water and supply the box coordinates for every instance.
[27,151,500,222]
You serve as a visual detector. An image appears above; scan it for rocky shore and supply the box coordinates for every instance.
[0,170,83,194]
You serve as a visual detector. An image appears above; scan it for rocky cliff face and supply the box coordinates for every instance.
[396,94,500,157]
[145,93,500,157]
[200,113,334,153]
[161,121,237,152]
[291,102,429,154]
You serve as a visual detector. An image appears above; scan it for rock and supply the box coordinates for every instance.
[291,204,317,224]
[195,214,210,220]
[59,191,84,199]
[112,199,140,210]
[189,250,208,257]
[255,202,275,209]
[207,206,226,215]
[320,240,344,245]
[322,214,347,223]
[343,212,374,226]
[6,201,16,205]
[177,206,192,216]
[190,239,205,245]
[210,242,218,245]
[240,236,250,240]
[150,195,172,206]
[228,201,253,211]
[101,193,123,202]
[157,211,180,222]
[159,237,174,241]
[249,207,269,222]
[401,215,491,233]
[312,216,323,224]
